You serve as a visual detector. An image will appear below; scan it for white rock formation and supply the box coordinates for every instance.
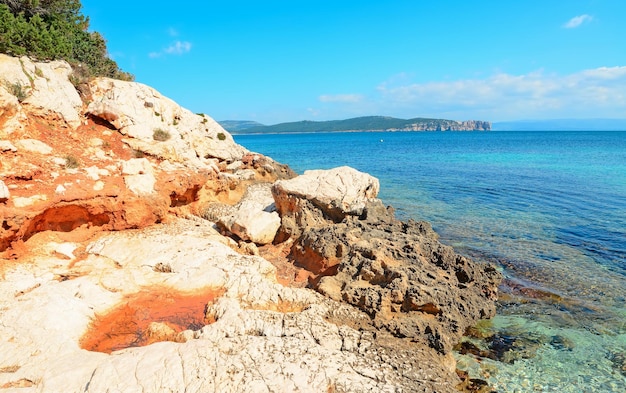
[0,140,18,152]
[0,180,9,202]
[0,54,83,128]
[14,139,53,155]
[86,78,247,167]
[219,183,281,245]
[273,166,380,221]
[0,219,454,392]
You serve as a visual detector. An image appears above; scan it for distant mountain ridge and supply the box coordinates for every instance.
[220,116,491,134]
[218,120,265,132]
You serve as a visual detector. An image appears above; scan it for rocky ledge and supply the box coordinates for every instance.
[0,54,501,392]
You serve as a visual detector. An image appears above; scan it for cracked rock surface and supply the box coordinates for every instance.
[0,219,459,392]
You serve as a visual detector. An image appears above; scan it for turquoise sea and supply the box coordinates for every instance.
[234,131,626,392]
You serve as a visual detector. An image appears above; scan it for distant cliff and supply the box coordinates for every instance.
[222,116,491,134]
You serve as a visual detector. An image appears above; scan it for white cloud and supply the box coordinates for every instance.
[165,41,192,55]
[149,40,192,58]
[319,94,364,103]
[563,14,593,29]
[375,66,626,120]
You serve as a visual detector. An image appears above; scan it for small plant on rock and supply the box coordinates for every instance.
[153,128,171,141]
[5,82,29,102]
[217,132,226,141]
[65,155,80,169]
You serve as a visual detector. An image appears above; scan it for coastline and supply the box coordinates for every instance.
[0,55,502,392]
[234,130,626,392]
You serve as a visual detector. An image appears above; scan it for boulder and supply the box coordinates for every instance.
[86,78,247,167]
[218,183,281,245]
[0,54,82,128]
[272,166,379,239]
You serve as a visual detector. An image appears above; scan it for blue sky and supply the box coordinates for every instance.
[81,0,625,124]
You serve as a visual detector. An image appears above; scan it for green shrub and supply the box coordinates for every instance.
[5,81,30,102]
[217,132,226,141]
[0,2,133,81]
[133,149,145,158]
[65,155,80,168]
[153,128,171,141]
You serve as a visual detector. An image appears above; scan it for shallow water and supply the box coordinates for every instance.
[235,131,626,392]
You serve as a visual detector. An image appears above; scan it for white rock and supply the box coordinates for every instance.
[84,166,101,180]
[273,166,380,219]
[93,181,105,191]
[88,138,104,147]
[87,78,248,167]
[12,194,48,208]
[219,183,281,245]
[121,158,153,175]
[120,158,156,195]
[0,219,454,393]
[55,184,66,195]
[55,243,78,259]
[124,173,156,196]
[0,140,17,152]
[0,54,83,128]
[15,139,53,155]
[51,157,67,166]
[0,83,27,135]
[0,180,9,202]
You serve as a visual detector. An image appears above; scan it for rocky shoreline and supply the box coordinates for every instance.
[0,54,501,392]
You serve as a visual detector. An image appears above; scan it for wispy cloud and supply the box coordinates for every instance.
[319,94,364,103]
[375,66,626,120]
[563,14,593,29]
[165,41,192,55]
[149,40,192,58]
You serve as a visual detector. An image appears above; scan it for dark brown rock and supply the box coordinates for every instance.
[280,198,502,354]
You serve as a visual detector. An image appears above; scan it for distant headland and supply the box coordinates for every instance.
[220,116,491,134]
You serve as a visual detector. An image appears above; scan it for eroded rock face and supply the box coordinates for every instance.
[0,54,83,128]
[87,78,247,167]
[276,170,502,354]
[0,219,461,393]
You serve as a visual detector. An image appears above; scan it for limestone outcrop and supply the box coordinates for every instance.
[86,78,247,167]
[0,54,83,129]
[272,166,380,239]
[0,55,499,392]
[273,169,502,354]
